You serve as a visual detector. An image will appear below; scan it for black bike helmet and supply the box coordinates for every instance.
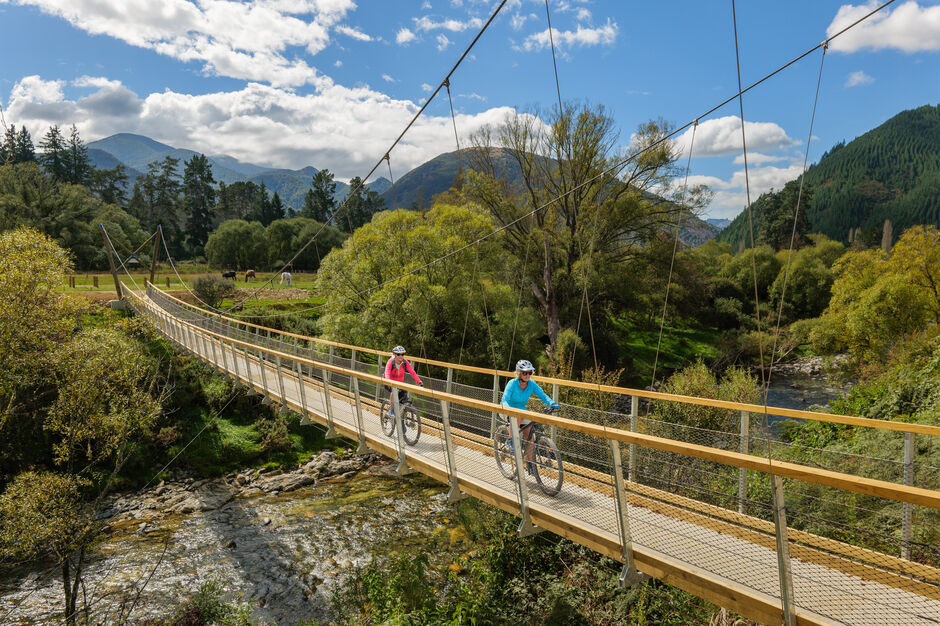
[391,345,407,355]
[515,359,535,373]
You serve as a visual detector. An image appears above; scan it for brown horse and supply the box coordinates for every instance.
[245,269,256,282]
[221,270,236,280]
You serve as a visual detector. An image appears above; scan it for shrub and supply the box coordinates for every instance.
[192,275,236,309]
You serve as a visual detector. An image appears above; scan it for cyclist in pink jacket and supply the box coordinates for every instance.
[384,345,423,419]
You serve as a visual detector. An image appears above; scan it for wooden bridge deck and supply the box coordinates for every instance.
[135,290,940,626]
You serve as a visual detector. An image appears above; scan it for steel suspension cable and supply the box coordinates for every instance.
[764,44,828,404]
[649,120,699,393]
[544,0,563,111]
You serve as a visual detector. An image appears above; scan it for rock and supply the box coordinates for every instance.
[262,517,273,526]
[257,472,316,493]
[225,539,237,549]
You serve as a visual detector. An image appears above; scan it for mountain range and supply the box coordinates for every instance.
[86,133,391,210]
[88,133,718,244]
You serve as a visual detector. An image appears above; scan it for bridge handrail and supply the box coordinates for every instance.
[145,283,940,438]
[132,289,940,511]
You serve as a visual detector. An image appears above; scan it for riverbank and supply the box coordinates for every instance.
[0,451,471,625]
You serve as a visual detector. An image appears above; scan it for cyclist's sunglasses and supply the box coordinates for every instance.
[520,371,534,376]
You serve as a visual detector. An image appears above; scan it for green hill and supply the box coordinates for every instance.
[719,104,940,248]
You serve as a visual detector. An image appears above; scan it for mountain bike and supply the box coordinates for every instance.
[379,391,421,446]
[493,408,563,497]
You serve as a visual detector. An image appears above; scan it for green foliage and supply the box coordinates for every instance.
[769,236,844,321]
[317,204,540,367]
[0,471,91,564]
[204,219,267,270]
[192,274,237,309]
[655,360,760,432]
[144,578,252,626]
[182,154,217,254]
[301,169,337,223]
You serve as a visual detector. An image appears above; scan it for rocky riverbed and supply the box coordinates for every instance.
[0,451,470,625]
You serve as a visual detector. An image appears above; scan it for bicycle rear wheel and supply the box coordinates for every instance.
[533,435,563,496]
[493,425,516,480]
[379,398,395,437]
[402,405,421,445]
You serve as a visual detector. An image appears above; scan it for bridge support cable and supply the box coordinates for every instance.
[100,224,124,300]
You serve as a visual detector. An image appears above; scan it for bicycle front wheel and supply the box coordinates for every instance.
[402,406,421,446]
[493,425,516,480]
[379,398,395,437]
[533,435,563,496]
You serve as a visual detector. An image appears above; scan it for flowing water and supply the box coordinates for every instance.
[0,469,467,625]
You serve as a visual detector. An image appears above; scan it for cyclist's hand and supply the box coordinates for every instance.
[550,402,560,411]
[418,381,424,387]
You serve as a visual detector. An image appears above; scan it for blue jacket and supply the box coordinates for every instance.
[501,377,553,414]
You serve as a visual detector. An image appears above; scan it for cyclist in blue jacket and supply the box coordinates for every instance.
[501,359,559,474]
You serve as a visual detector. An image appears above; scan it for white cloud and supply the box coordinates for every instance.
[520,19,617,51]
[396,27,417,44]
[5,0,356,87]
[381,73,397,83]
[436,33,452,50]
[827,1,940,53]
[335,24,373,41]
[334,60,343,67]
[845,70,874,87]
[6,75,516,181]
[688,163,805,219]
[421,1,432,8]
[674,116,799,159]
[732,152,786,165]
[413,15,483,32]
[459,92,487,102]
[421,83,434,92]
[10,75,65,103]
[575,8,591,21]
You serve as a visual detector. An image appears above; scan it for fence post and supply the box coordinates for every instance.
[351,349,367,453]
[293,345,311,426]
[902,432,914,560]
[275,355,287,407]
[550,383,559,441]
[321,362,337,439]
[739,410,750,514]
[510,417,539,537]
[441,367,465,502]
[391,387,409,475]
[772,475,797,626]
[628,395,638,482]
[490,373,500,438]
[610,439,641,586]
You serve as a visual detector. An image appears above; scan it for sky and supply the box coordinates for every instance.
[1,0,939,219]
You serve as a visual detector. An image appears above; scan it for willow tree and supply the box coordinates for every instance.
[464,102,706,365]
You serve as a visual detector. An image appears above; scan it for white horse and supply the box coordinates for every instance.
[279,271,293,286]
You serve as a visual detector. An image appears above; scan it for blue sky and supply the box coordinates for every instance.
[1,0,939,219]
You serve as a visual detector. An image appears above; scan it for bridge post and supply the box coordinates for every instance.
[293,341,312,426]
[772,475,797,626]
[509,417,539,537]
[391,387,410,475]
[550,383,559,441]
[441,367,466,503]
[610,439,641,586]
[323,345,337,439]
[243,346,258,395]
[490,374,500,438]
[230,337,241,383]
[628,395,638,482]
[739,410,750,514]
[902,432,914,560]
[256,341,271,399]
[350,350,367,453]
[218,328,229,376]
[275,355,287,407]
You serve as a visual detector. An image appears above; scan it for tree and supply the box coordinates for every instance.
[1,124,35,164]
[216,180,260,221]
[317,204,539,365]
[769,236,845,321]
[204,219,267,269]
[465,102,700,363]
[756,179,812,251]
[89,164,129,206]
[64,125,91,185]
[888,225,940,324]
[39,125,69,182]
[301,169,337,222]
[182,154,217,254]
[341,176,385,232]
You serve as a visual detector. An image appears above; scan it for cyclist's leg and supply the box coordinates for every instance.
[399,390,410,432]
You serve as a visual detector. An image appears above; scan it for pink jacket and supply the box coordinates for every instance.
[385,357,422,385]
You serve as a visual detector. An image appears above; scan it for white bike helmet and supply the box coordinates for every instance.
[391,345,407,355]
[515,359,535,373]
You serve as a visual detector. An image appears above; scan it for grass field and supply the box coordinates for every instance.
[63,269,319,293]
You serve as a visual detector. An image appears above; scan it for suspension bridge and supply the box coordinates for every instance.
[122,283,940,626]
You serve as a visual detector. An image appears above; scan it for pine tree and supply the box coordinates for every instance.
[182,154,217,254]
[39,125,68,182]
[64,125,91,185]
[301,169,336,222]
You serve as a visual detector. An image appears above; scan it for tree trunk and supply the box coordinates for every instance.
[62,558,75,626]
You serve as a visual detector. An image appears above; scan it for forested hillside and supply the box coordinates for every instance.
[719,104,940,248]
